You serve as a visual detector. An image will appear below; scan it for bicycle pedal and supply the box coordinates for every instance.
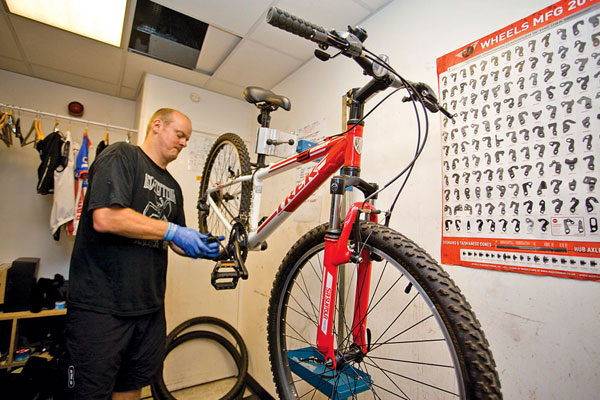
[211,260,243,290]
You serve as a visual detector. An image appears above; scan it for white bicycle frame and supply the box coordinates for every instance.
[204,133,348,250]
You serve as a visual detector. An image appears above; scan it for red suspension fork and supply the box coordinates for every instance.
[317,201,378,368]
[352,247,374,354]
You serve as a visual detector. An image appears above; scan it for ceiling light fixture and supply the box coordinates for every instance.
[5,0,127,47]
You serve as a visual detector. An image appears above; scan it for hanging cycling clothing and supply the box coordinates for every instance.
[50,130,80,239]
[95,138,109,158]
[68,133,91,235]
[35,131,66,195]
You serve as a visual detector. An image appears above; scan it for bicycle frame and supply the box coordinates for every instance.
[205,121,375,368]
[205,124,363,250]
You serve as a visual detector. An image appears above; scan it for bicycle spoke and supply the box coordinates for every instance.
[220,200,238,220]
[369,292,418,352]
[363,355,413,400]
[370,313,434,353]
[369,381,410,399]
[358,360,387,400]
[381,338,446,345]
[362,358,459,397]
[283,326,314,350]
[287,294,319,327]
[295,272,321,323]
[367,355,454,369]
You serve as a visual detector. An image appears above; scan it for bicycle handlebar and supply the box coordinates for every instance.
[266,7,330,45]
[266,7,454,119]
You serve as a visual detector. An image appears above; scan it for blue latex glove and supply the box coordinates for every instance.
[165,224,222,259]
[198,232,225,260]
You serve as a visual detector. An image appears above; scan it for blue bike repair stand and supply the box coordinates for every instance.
[287,347,372,399]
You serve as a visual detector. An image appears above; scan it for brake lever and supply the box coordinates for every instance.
[438,104,455,120]
[402,82,455,120]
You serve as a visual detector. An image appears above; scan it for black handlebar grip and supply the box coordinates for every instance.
[266,7,329,44]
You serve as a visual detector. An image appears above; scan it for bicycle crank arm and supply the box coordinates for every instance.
[211,220,249,290]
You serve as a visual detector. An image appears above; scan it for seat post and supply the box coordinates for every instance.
[256,106,274,168]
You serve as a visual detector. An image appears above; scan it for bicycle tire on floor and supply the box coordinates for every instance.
[267,222,502,399]
[150,330,244,400]
[152,317,248,400]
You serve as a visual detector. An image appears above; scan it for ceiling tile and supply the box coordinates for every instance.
[11,15,123,84]
[123,52,210,91]
[203,78,246,101]
[213,40,303,89]
[152,0,273,36]
[119,86,139,100]
[250,0,372,61]
[272,0,370,30]
[0,18,22,59]
[31,64,120,97]
[248,20,315,61]
[0,57,31,76]
[196,26,241,75]
[351,0,394,13]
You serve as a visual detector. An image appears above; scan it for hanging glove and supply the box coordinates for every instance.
[164,223,222,259]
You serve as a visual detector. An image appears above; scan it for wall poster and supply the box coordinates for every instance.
[437,0,600,280]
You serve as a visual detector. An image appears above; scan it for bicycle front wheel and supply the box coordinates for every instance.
[198,133,251,237]
[268,222,502,399]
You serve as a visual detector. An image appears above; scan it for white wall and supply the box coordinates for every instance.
[240,1,600,399]
[136,74,257,389]
[0,69,136,278]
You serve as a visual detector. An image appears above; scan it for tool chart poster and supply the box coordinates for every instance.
[437,0,600,281]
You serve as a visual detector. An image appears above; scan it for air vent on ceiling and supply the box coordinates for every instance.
[128,0,208,69]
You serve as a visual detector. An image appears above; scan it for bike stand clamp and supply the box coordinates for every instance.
[287,347,372,399]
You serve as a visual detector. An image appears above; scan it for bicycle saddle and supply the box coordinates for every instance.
[243,86,291,111]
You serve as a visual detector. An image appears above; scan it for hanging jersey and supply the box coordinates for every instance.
[50,130,79,237]
[36,131,66,194]
[69,133,91,235]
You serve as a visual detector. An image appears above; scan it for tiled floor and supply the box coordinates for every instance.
[141,377,251,399]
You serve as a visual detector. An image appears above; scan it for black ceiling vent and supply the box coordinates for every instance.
[129,0,208,69]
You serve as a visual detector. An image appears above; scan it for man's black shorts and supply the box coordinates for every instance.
[64,307,166,399]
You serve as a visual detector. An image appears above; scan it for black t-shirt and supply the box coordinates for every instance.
[68,142,185,316]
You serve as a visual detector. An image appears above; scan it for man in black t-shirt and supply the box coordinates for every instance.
[65,108,220,400]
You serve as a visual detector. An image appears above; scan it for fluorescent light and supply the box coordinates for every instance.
[6,0,127,47]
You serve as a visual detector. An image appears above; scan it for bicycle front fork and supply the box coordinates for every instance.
[317,176,378,369]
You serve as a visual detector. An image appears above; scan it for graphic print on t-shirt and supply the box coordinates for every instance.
[135,173,178,249]
[142,172,177,220]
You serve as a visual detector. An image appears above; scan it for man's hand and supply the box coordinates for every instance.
[166,224,222,259]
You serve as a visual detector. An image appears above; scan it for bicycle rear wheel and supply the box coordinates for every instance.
[268,222,502,399]
[198,133,252,237]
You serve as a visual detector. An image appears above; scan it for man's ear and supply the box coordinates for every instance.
[151,118,162,134]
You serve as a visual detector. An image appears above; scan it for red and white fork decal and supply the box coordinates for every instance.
[316,202,378,368]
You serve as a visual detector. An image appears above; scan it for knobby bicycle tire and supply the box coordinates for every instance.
[198,133,252,237]
[160,316,248,399]
[268,222,502,399]
[151,330,244,400]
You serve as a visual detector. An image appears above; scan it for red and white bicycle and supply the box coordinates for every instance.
[197,7,502,400]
